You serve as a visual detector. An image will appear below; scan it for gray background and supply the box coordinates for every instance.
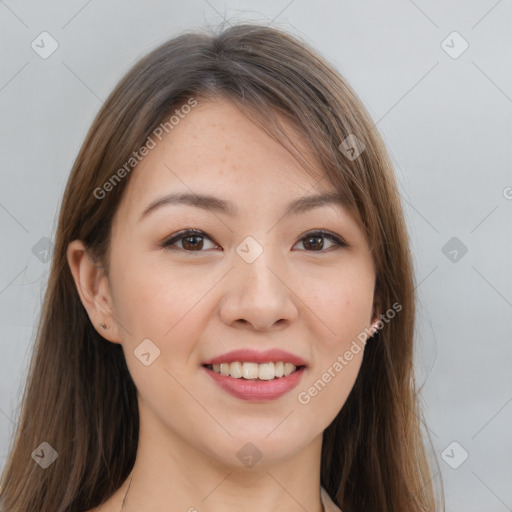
[1,1,511,510]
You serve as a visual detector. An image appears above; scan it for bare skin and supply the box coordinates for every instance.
[69,98,380,512]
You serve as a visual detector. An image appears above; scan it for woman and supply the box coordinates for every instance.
[0,22,442,512]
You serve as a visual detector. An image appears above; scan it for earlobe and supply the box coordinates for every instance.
[66,240,121,344]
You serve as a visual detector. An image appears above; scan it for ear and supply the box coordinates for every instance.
[66,239,121,344]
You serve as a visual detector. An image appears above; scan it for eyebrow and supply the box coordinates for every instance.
[138,191,349,221]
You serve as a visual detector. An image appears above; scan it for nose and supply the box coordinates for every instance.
[219,248,299,332]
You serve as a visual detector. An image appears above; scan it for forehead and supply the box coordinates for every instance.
[115,98,343,223]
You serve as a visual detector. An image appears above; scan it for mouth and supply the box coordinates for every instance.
[202,349,307,401]
[203,361,305,381]
[202,360,306,401]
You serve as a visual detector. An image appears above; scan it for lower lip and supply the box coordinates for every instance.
[203,366,306,401]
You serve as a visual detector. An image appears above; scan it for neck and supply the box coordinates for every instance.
[118,415,325,512]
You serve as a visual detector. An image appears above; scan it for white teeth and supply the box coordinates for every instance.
[208,361,298,379]
[220,363,230,376]
[258,362,275,381]
[283,362,295,376]
[242,362,259,379]
[230,361,243,379]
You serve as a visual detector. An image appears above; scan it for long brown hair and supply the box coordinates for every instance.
[0,22,443,511]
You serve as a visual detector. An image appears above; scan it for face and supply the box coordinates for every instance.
[104,97,377,468]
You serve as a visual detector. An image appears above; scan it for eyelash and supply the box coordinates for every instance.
[160,228,348,253]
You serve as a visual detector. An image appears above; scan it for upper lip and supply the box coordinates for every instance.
[202,349,307,367]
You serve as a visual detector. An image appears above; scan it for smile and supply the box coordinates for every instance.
[204,361,300,380]
[203,364,306,401]
[202,348,307,401]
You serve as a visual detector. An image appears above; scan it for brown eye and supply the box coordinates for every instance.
[302,234,324,251]
[181,234,205,250]
[295,230,347,252]
[162,229,218,252]
[161,229,347,254]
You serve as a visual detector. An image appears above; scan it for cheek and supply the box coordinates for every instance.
[293,264,373,418]
[297,348,363,431]
[109,252,213,342]
[302,263,375,349]
[112,261,208,418]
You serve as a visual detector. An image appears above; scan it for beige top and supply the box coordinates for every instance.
[321,487,342,512]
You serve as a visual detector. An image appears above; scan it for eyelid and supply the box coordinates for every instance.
[299,229,348,248]
[160,228,221,252]
[160,228,348,252]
